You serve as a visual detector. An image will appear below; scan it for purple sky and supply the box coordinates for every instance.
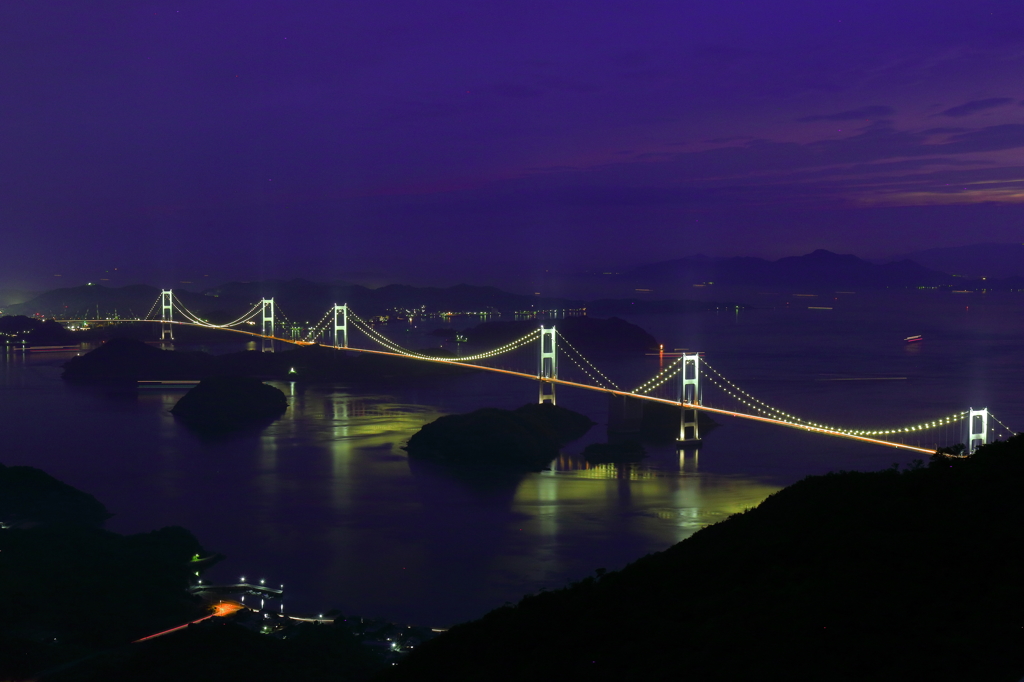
[2,1,1024,289]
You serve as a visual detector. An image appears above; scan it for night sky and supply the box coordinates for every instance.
[3,1,1023,289]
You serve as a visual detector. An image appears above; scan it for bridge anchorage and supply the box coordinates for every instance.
[56,288,1017,456]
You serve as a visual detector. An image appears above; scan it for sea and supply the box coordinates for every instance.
[2,288,1021,626]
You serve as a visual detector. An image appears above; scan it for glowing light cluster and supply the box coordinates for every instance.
[632,357,683,394]
[556,332,620,390]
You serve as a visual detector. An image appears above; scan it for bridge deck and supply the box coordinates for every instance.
[54,319,939,455]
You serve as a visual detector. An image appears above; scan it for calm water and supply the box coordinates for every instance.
[2,290,1021,626]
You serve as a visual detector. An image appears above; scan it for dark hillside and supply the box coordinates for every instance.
[385,436,1024,682]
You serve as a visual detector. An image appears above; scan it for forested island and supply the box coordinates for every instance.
[0,315,76,346]
[171,376,289,432]
[61,338,471,384]
[404,403,594,471]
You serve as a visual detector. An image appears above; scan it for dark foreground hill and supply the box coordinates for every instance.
[0,464,212,679]
[384,436,1024,682]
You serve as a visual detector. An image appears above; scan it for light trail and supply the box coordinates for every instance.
[132,601,243,643]
[54,318,945,454]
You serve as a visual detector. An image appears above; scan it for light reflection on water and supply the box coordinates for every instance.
[193,384,784,624]
[2,291,1021,626]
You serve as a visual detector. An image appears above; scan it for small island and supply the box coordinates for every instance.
[404,403,595,472]
[61,337,471,384]
[171,376,289,431]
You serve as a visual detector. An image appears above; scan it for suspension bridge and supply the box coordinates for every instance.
[54,290,1017,456]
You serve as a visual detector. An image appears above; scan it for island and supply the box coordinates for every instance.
[170,376,289,431]
[61,337,471,384]
[404,404,595,471]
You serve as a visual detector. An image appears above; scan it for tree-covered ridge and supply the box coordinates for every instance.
[0,463,212,679]
[385,436,1024,682]
[0,315,75,345]
[0,463,110,527]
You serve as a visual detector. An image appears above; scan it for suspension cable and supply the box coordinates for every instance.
[561,350,616,389]
[990,413,1017,439]
[348,312,541,362]
[302,309,334,343]
[273,302,294,329]
[702,361,969,437]
[172,295,262,328]
[556,331,620,389]
[632,356,684,394]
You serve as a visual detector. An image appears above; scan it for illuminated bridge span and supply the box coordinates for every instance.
[58,290,1018,455]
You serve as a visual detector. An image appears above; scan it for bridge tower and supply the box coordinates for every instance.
[678,352,702,444]
[967,407,989,453]
[160,289,174,341]
[333,304,348,348]
[538,326,557,405]
[261,298,275,352]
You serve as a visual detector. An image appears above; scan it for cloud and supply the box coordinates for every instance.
[940,98,1015,117]
[414,122,1024,216]
[797,105,894,122]
[709,135,755,144]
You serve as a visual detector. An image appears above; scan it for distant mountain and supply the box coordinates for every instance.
[201,279,584,320]
[4,280,586,321]
[618,249,958,290]
[884,243,1024,280]
[6,284,168,319]
[0,289,39,308]
[3,284,225,320]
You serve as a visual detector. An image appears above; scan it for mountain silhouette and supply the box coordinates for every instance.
[619,249,957,289]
